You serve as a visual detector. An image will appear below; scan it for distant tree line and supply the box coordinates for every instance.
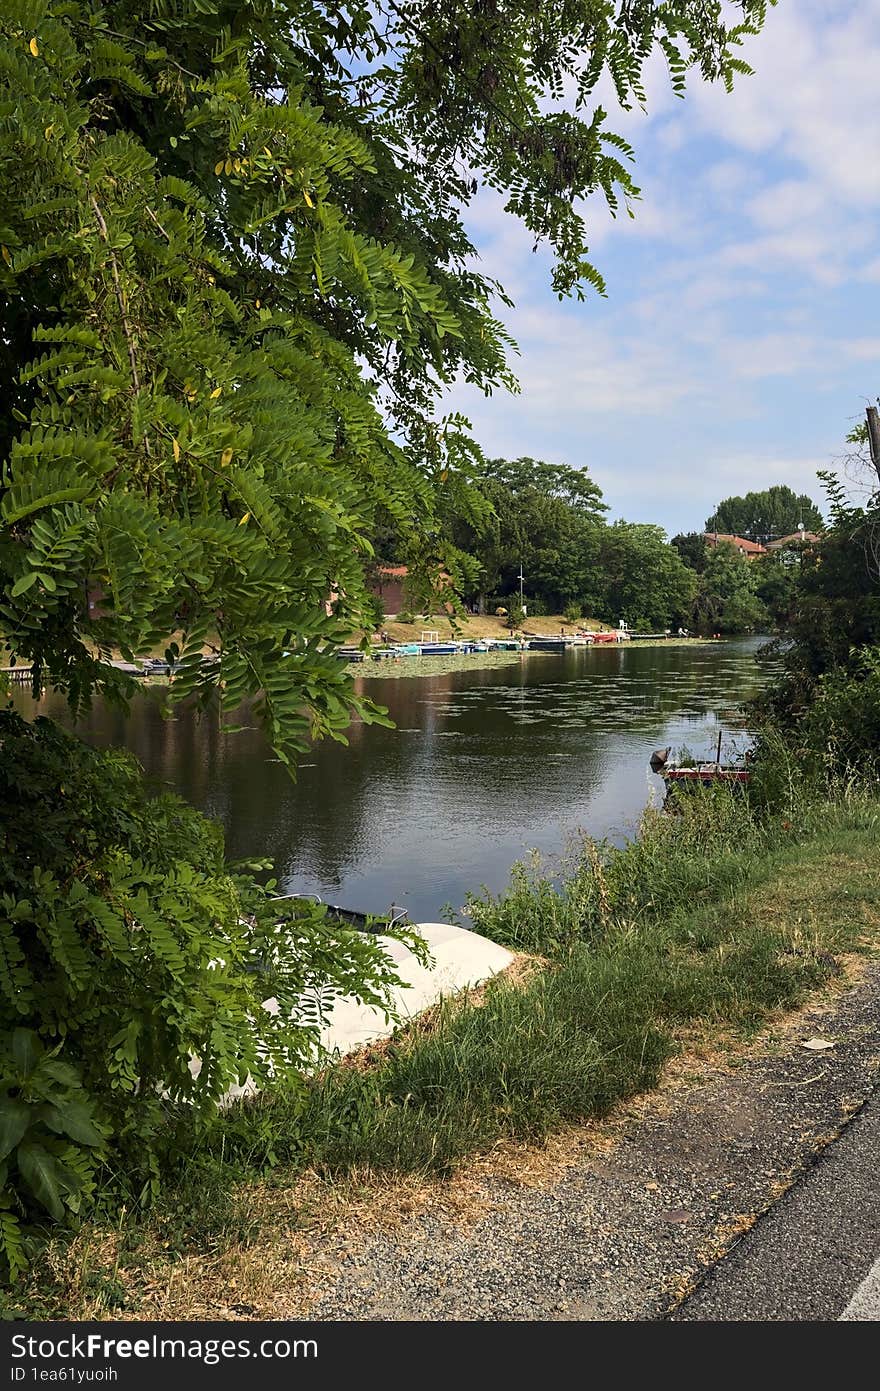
[705,486,824,543]
[376,459,825,635]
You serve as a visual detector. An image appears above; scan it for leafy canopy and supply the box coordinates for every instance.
[0,708,425,1273]
[705,486,824,544]
[1,0,774,759]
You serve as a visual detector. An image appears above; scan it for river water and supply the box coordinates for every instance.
[11,637,774,922]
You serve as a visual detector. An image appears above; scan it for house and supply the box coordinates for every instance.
[368,564,409,617]
[366,564,455,619]
[704,533,767,559]
[765,531,821,551]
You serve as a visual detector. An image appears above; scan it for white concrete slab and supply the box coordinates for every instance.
[317,922,514,1059]
[212,922,514,1102]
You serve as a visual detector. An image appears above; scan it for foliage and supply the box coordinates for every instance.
[437,458,701,629]
[752,551,799,630]
[364,594,385,632]
[691,541,766,634]
[439,456,605,614]
[791,649,880,784]
[0,1029,106,1280]
[505,603,526,630]
[0,0,781,1276]
[0,0,775,757]
[706,486,823,543]
[0,709,422,1274]
[670,531,709,573]
[748,455,880,794]
[758,474,880,725]
[598,522,697,630]
[198,789,871,1184]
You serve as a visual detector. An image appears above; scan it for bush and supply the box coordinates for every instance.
[0,711,421,1275]
[365,594,385,630]
[563,601,582,623]
[396,610,416,625]
[751,647,880,799]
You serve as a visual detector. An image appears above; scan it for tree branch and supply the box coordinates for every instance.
[89,194,151,458]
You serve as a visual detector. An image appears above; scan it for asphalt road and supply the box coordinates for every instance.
[671,1088,880,1321]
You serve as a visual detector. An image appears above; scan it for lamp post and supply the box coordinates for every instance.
[518,562,526,617]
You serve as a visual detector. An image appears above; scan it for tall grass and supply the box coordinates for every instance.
[463,784,783,955]
[179,780,877,1189]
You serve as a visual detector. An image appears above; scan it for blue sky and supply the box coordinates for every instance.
[445,0,880,537]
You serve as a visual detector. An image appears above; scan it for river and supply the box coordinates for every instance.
[11,637,775,922]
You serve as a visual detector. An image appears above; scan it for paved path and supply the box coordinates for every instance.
[672,1089,880,1320]
[279,965,880,1322]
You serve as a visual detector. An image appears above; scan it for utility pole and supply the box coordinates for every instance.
[866,405,880,487]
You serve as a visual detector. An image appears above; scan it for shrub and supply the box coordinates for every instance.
[0,711,422,1275]
[396,610,415,625]
[365,594,385,630]
[563,602,582,623]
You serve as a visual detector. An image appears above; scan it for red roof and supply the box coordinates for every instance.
[765,531,821,549]
[704,533,767,555]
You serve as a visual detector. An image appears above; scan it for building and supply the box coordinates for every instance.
[704,533,767,559]
[765,531,821,551]
[368,564,409,617]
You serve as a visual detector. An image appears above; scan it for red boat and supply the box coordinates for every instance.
[660,765,751,786]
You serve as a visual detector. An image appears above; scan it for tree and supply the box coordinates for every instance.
[598,523,697,631]
[0,0,777,1265]
[705,486,824,544]
[753,552,799,630]
[671,531,709,574]
[483,458,607,520]
[1,0,775,754]
[691,541,766,634]
[767,473,880,710]
[440,457,607,614]
[755,465,880,784]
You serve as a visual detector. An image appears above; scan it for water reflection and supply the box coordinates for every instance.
[11,638,774,921]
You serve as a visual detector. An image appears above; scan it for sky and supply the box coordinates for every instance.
[444,0,880,537]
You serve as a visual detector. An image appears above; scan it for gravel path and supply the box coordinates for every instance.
[291,964,880,1321]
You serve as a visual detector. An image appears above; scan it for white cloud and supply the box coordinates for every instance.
[693,3,880,207]
[441,1,880,535]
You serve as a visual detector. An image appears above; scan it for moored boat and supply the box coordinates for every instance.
[660,765,750,786]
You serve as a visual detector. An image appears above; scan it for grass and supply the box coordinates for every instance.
[14,781,880,1318]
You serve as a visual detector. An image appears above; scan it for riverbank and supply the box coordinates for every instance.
[19,784,880,1318]
[347,635,718,681]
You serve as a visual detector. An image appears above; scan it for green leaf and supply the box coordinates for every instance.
[39,1059,84,1088]
[16,1142,65,1221]
[0,1099,32,1161]
[41,1099,103,1148]
[10,573,38,597]
[11,1030,41,1079]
